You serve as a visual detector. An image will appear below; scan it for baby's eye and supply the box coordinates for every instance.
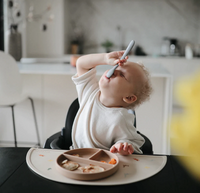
[120,72,125,77]
[120,72,128,80]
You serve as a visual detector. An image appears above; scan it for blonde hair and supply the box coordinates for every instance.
[127,62,153,110]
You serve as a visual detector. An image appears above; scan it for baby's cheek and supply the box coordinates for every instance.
[98,77,104,87]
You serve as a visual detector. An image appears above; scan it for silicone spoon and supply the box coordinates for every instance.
[106,40,135,78]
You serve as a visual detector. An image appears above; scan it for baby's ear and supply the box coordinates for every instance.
[123,95,137,104]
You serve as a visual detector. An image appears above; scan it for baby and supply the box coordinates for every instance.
[71,51,152,155]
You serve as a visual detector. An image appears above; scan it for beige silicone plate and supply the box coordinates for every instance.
[26,148,167,186]
[55,148,119,181]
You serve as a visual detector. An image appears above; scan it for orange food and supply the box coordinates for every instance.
[101,161,107,163]
[109,158,117,165]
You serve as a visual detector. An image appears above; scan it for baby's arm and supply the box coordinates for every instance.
[110,142,134,156]
[76,51,127,77]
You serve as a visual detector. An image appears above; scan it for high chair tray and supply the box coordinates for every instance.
[26,148,167,186]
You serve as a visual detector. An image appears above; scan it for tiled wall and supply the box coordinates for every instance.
[67,0,200,55]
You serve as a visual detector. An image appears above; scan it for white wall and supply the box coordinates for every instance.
[4,0,66,57]
[25,0,65,57]
[198,6,200,45]
[4,0,200,57]
[67,0,200,55]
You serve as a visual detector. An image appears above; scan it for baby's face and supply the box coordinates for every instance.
[99,61,146,102]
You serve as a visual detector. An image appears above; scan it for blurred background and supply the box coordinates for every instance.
[1,0,200,58]
[1,0,200,184]
[0,0,200,156]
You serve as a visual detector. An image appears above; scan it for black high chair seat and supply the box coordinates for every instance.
[44,98,153,155]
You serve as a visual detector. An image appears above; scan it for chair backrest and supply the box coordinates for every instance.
[62,98,138,149]
[62,98,79,149]
[0,51,23,105]
[63,98,153,154]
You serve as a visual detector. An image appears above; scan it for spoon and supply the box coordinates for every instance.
[106,40,135,78]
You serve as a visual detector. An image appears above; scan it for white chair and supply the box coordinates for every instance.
[0,51,40,147]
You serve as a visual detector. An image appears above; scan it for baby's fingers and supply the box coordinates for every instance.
[117,143,123,152]
[128,145,134,154]
[123,142,128,152]
[118,51,125,57]
[114,59,121,65]
[118,59,127,66]
[110,145,117,153]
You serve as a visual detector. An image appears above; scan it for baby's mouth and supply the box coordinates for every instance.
[104,71,110,80]
[105,75,110,80]
[104,75,111,83]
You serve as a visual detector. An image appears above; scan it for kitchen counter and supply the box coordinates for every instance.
[17,61,171,78]
[19,55,200,79]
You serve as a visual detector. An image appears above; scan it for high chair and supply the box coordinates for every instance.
[44,98,153,154]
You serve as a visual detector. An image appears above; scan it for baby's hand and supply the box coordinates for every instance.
[106,51,128,66]
[110,142,134,156]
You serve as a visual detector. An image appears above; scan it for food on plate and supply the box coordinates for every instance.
[61,159,79,171]
[100,158,117,165]
[78,164,105,173]
[109,158,117,165]
[62,159,68,164]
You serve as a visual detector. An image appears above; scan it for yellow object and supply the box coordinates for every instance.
[171,71,200,181]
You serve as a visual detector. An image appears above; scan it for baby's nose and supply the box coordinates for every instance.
[111,71,117,77]
[112,70,120,77]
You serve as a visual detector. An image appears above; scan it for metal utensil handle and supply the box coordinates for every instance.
[120,40,135,59]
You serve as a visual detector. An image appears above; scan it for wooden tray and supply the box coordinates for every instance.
[55,148,119,181]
